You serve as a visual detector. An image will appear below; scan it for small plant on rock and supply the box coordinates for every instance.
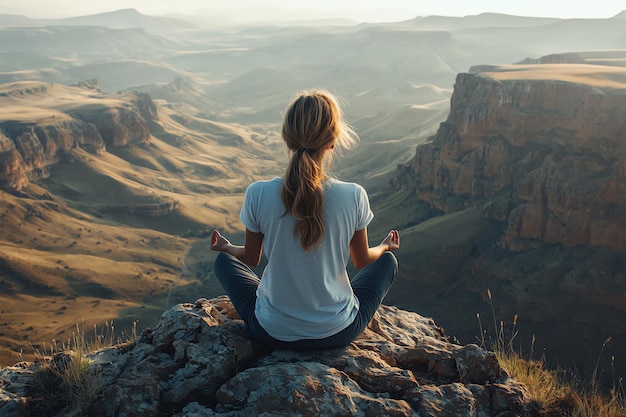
[28,321,137,416]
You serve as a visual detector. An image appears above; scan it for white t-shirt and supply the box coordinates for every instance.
[240,177,374,341]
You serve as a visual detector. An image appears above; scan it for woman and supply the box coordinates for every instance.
[211,89,399,350]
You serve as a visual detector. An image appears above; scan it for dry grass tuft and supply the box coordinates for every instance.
[479,289,626,417]
[28,321,137,416]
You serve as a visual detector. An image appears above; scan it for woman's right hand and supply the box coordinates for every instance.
[211,230,231,252]
[381,229,400,251]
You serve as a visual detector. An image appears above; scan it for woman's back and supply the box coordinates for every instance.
[241,177,373,340]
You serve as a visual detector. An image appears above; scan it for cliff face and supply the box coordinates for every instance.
[92,92,158,147]
[405,66,626,250]
[0,120,105,188]
[0,297,531,417]
[93,107,151,147]
[0,132,26,190]
[0,82,158,191]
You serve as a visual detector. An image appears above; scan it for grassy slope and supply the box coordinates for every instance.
[0,183,187,364]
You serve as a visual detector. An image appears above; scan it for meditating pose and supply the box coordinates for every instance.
[211,90,400,349]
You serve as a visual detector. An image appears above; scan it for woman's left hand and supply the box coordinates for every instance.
[381,229,400,251]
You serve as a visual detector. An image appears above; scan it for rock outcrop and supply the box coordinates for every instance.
[399,64,626,251]
[0,131,27,190]
[91,91,159,147]
[0,82,159,191]
[0,296,531,417]
[92,106,151,147]
[0,119,105,188]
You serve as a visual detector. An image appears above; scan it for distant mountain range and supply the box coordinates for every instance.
[0,8,194,34]
[1,8,625,33]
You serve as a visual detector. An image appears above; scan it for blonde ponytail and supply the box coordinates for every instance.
[280,90,357,250]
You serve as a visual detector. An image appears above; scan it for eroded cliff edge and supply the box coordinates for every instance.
[0,297,531,417]
[0,81,157,190]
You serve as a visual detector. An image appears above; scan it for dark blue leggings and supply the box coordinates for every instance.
[214,251,398,350]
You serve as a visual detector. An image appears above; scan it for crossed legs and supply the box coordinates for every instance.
[214,251,397,349]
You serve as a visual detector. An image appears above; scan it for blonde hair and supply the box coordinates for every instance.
[280,90,357,251]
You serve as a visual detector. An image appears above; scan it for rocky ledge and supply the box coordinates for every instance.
[0,296,531,417]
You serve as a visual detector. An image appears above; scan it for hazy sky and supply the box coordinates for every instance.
[1,0,624,21]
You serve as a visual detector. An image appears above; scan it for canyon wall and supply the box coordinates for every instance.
[402,65,626,251]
